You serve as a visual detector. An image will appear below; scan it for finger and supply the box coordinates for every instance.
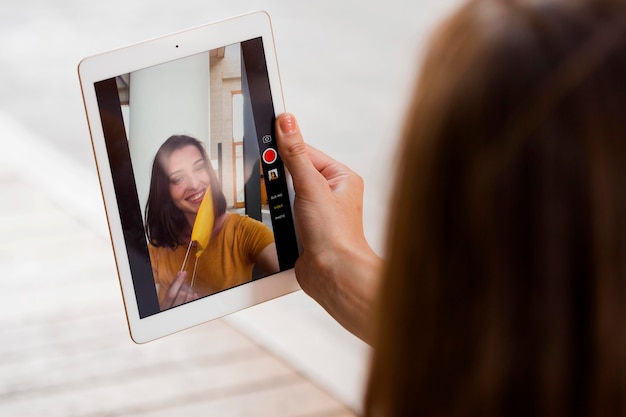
[305,144,342,176]
[166,271,187,302]
[306,144,356,185]
[184,290,199,303]
[275,113,321,183]
[275,114,354,186]
[173,286,193,307]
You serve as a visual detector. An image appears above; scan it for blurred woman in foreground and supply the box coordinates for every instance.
[276,0,626,415]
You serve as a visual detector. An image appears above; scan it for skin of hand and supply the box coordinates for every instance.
[160,271,199,310]
[275,113,382,344]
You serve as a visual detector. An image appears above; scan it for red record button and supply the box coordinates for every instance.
[262,148,278,164]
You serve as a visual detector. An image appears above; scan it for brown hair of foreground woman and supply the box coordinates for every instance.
[365,0,626,416]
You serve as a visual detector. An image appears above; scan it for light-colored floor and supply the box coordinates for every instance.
[0,136,356,417]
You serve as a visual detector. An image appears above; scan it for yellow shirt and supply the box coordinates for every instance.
[148,213,274,307]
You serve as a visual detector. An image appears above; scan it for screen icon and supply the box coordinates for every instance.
[268,168,279,181]
[262,148,278,164]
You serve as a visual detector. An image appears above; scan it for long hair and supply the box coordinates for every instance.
[365,0,626,416]
[145,135,227,248]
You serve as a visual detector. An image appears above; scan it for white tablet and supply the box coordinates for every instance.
[78,11,300,343]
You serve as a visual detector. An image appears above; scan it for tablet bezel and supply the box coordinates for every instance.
[78,11,300,343]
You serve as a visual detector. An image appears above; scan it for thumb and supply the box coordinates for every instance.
[275,113,317,183]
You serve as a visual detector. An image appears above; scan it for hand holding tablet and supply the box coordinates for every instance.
[79,11,300,343]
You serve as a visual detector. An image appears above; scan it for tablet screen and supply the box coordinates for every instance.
[92,37,298,318]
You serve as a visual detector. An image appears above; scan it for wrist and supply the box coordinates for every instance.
[305,237,382,344]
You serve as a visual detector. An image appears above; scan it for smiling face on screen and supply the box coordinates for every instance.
[166,144,210,223]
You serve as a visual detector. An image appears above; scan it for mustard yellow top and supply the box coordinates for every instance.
[148,213,274,307]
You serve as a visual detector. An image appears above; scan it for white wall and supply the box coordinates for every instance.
[128,52,210,214]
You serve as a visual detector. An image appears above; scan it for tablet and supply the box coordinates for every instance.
[78,11,300,343]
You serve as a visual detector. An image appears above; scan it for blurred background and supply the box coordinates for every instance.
[1,0,462,415]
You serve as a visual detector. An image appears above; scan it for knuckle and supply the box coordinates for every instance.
[350,171,364,189]
[285,141,308,157]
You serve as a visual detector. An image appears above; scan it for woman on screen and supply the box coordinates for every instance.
[145,134,279,310]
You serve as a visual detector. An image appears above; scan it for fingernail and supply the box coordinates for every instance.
[279,113,298,135]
